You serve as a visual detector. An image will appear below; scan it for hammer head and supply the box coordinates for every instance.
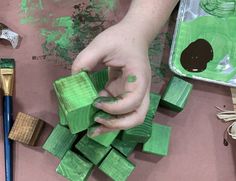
[0,23,21,49]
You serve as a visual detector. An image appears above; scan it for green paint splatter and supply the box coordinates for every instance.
[20,16,49,24]
[127,75,137,83]
[91,0,117,11]
[21,0,28,13]
[20,0,46,24]
[40,1,112,64]
[38,0,43,10]
[148,32,172,81]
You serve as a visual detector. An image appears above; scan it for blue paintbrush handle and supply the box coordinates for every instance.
[3,96,13,181]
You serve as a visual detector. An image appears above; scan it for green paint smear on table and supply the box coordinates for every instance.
[91,0,117,11]
[41,16,75,62]
[40,1,112,64]
[20,0,46,24]
[172,16,236,83]
[21,0,43,14]
[19,0,167,82]
[149,33,171,80]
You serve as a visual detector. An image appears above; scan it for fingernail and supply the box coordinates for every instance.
[87,125,101,137]
[93,96,118,107]
[94,111,114,121]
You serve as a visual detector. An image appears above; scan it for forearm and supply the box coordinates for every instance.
[121,0,179,46]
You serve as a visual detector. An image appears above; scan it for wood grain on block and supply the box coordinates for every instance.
[43,124,77,159]
[99,149,135,181]
[54,71,98,134]
[89,68,108,92]
[88,125,119,147]
[161,76,193,112]
[143,123,171,156]
[56,151,93,181]
[122,93,161,143]
[58,105,67,126]
[112,138,137,157]
[8,112,44,146]
[75,135,111,165]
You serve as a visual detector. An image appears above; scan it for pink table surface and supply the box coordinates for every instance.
[0,1,236,181]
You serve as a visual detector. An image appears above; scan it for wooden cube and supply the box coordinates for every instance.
[75,135,111,165]
[112,138,137,157]
[58,105,67,126]
[89,68,108,92]
[99,149,135,181]
[8,112,44,146]
[43,124,77,159]
[161,76,193,112]
[56,151,93,181]
[122,93,161,143]
[54,72,98,134]
[143,123,171,156]
[87,125,119,147]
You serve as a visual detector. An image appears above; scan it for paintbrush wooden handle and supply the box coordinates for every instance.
[3,96,13,181]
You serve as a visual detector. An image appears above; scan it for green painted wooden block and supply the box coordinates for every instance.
[87,125,119,147]
[160,76,193,112]
[56,150,93,181]
[112,138,137,157]
[122,93,161,143]
[58,106,67,126]
[54,71,98,134]
[143,123,171,156]
[43,124,77,159]
[75,135,111,165]
[90,69,108,92]
[99,149,135,181]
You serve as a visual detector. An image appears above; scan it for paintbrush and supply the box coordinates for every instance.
[0,59,15,181]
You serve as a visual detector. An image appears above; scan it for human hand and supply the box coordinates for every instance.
[72,21,151,136]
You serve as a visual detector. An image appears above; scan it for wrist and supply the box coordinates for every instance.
[120,14,161,47]
[117,20,151,49]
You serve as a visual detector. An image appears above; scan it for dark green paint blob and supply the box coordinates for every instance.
[93,96,118,105]
[94,111,115,120]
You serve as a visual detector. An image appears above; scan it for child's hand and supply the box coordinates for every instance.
[72,0,178,135]
[72,22,151,135]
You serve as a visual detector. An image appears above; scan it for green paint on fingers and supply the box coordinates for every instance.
[127,75,137,83]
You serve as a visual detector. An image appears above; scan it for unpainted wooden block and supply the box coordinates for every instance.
[161,76,193,112]
[99,149,135,181]
[56,150,93,181]
[8,112,44,146]
[43,124,77,159]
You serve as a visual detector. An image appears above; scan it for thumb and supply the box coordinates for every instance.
[72,46,105,74]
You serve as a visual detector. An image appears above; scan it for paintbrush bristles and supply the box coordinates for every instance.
[0,59,15,69]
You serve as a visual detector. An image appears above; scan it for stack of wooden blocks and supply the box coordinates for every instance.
[42,69,193,181]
